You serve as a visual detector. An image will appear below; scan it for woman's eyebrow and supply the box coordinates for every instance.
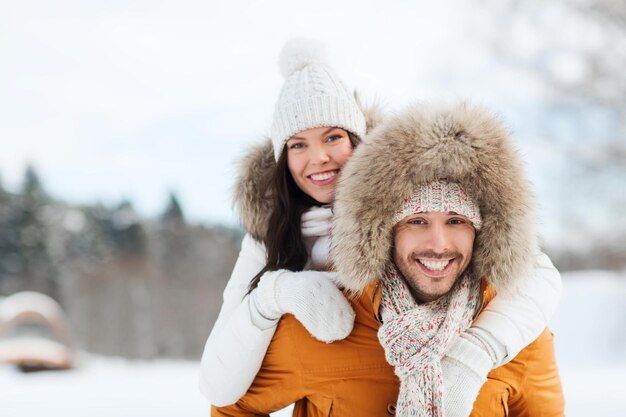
[290,127,337,141]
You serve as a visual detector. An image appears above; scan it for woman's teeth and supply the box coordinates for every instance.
[418,259,451,271]
[310,171,337,181]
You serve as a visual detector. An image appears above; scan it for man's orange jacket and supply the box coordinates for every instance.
[212,282,563,417]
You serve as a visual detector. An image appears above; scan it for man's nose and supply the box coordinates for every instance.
[425,223,451,253]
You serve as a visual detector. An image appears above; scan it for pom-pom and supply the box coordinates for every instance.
[278,37,327,79]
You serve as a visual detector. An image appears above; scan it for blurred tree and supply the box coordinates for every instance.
[0,170,240,358]
[109,200,147,255]
[14,165,58,296]
[0,171,244,359]
[161,191,184,224]
[487,0,626,269]
[153,192,190,357]
[22,166,45,197]
[0,178,21,294]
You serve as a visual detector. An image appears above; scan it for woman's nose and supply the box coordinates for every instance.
[309,145,330,164]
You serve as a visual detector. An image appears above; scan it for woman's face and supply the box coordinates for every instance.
[286,127,354,204]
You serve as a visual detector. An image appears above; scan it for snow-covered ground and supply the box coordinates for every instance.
[548,270,626,416]
[2,270,625,417]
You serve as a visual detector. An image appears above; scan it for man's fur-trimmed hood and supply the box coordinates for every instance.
[331,102,538,294]
[233,96,385,242]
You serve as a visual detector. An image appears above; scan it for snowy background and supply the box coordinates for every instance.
[2,0,624,250]
[3,271,626,417]
[1,0,625,416]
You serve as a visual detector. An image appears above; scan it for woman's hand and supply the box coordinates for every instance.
[251,269,355,342]
[441,332,494,417]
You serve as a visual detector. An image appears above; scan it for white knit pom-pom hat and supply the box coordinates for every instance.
[270,38,366,161]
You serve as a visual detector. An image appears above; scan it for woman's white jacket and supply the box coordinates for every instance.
[199,233,275,406]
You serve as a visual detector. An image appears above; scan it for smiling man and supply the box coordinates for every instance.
[391,181,480,305]
[376,179,494,416]
[331,102,565,417]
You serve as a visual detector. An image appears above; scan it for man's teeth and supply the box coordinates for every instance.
[418,259,451,271]
[310,171,337,181]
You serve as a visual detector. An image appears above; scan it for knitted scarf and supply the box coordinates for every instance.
[378,266,480,417]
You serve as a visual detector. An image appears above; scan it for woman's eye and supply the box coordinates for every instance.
[326,134,343,143]
[449,218,466,225]
[289,142,305,150]
[407,219,426,225]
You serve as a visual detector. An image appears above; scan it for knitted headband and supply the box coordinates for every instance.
[393,180,482,229]
[270,38,366,161]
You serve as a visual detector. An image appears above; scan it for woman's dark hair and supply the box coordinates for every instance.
[248,131,361,292]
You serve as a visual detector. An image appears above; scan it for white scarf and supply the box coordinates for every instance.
[301,206,333,270]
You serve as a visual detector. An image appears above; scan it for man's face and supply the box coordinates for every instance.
[393,211,476,303]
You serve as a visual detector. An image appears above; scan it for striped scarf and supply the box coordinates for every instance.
[378,267,480,417]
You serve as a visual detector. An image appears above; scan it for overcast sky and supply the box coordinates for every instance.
[0,0,575,233]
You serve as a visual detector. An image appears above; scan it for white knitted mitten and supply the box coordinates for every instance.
[251,269,355,342]
[442,332,495,417]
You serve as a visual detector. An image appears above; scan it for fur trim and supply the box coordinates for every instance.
[233,96,385,242]
[355,92,385,134]
[232,138,275,242]
[331,102,538,294]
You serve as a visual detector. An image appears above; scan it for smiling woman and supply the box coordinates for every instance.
[199,39,396,415]
[285,127,356,204]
